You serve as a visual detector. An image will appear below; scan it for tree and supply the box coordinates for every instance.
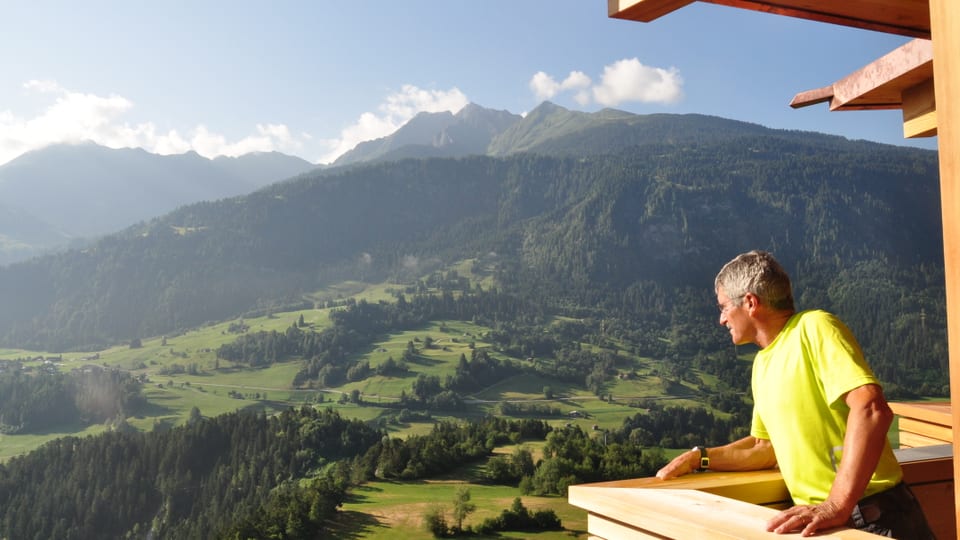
[451,486,475,533]
[187,406,203,425]
[423,505,448,538]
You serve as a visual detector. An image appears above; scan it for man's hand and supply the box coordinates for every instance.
[655,449,699,480]
[767,502,848,537]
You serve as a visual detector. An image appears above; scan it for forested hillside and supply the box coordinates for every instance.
[0,111,944,391]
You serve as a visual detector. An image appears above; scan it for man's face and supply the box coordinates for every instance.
[717,287,752,345]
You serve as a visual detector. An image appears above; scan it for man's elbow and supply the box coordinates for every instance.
[874,401,895,431]
[863,396,895,432]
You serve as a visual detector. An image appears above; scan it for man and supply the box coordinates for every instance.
[656,250,934,538]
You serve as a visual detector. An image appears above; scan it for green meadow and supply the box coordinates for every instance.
[0,275,718,537]
[1,294,705,460]
[336,480,587,539]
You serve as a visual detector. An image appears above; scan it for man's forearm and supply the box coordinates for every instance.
[656,436,776,479]
[709,436,778,471]
[825,385,894,514]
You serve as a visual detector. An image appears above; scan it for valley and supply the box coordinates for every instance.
[0,105,947,538]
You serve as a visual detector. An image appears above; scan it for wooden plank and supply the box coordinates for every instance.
[587,514,669,540]
[899,417,953,443]
[890,401,953,425]
[577,470,790,506]
[569,486,885,539]
[899,431,948,449]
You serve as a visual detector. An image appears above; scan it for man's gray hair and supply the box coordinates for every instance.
[715,250,795,311]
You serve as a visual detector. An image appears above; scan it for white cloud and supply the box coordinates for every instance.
[593,58,683,106]
[529,58,683,108]
[0,80,310,166]
[529,70,591,102]
[318,85,469,164]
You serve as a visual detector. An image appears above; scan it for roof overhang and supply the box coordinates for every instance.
[790,38,936,137]
[608,0,931,38]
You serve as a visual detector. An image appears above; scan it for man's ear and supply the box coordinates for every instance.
[742,292,759,311]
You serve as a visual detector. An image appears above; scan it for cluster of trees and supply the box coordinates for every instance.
[0,367,143,434]
[363,417,550,481]
[0,406,382,539]
[218,476,349,540]
[0,389,735,538]
[617,400,750,449]
[424,492,561,538]
[519,426,665,496]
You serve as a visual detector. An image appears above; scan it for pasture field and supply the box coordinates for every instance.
[0,274,712,473]
[337,481,587,539]
[0,302,691,461]
[342,320,499,399]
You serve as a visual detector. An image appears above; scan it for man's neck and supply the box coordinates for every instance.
[754,309,796,349]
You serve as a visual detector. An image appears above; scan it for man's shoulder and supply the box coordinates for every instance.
[790,310,852,335]
[793,310,860,346]
[794,309,840,325]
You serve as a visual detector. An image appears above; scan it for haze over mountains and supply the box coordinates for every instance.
[0,101,943,357]
[0,144,316,265]
[0,100,849,267]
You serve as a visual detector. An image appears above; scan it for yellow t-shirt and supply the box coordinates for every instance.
[750,310,902,505]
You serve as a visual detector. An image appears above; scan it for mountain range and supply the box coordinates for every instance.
[0,102,774,266]
[0,102,943,357]
[0,144,316,265]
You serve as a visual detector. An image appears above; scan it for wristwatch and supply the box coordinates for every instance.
[692,446,709,472]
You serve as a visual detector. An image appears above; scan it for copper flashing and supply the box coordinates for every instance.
[789,38,933,111]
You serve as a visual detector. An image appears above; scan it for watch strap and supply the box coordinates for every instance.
[693,446,709,472]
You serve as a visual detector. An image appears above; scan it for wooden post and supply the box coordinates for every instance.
[929,0,960,535]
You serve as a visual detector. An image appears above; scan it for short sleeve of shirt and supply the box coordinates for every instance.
[803,311,878,407]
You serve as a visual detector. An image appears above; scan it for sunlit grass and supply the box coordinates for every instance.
[337,478,587,539]
[0,271,723,464]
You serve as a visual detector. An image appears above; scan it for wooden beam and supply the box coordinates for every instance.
[703,0,929,38]
[790,39,933,112]
[607,0,930,38]
[902,79,937,138]
[929,0,960,532]
[608,0,694,21]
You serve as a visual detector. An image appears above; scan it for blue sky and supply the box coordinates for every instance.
[0,1,935,167]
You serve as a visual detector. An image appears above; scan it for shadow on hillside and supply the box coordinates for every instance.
[343,484,383,504]
[404,355,445,367]
[326,509,383,539]
[241,399,299,415]
[134,397,177,418]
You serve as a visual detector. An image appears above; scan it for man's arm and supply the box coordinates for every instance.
[767,383,893,536]
[656,435,776,480]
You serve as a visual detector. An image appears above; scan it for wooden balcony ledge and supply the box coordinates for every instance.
[569,445,954,539]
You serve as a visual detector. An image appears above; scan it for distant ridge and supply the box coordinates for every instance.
[0,102,940,351]
[332,103,521,166]
[333,101,829,170]
[0,143,316,265]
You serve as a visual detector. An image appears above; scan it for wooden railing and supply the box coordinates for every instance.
[568,444,954,539]
[890,402,953,448]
